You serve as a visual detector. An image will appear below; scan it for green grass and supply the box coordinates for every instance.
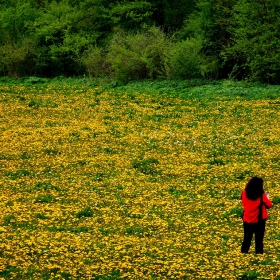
[2,76,280,101]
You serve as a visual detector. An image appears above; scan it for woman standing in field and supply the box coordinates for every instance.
[241,177,272,254]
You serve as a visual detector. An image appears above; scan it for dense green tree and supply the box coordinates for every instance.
[33,0,83,76]
[74,0,113,45]
[151,0,195,31]
[33,0,154,76]
[225,0,280,83]
[0,0,198,78]
[0,0,39,77]
[0,0,37,43]
[179,0,237,79]
[110,1,153,31]
[2,0,279,83]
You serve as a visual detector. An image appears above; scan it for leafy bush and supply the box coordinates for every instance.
[164,37,204,81]
[105,29,206,84]
[81,46,110,79]
[0,38,37,78]
[107,27,170,83]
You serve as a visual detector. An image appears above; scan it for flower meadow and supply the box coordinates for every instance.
[1,83,280,280]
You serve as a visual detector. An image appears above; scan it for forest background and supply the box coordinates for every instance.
[1,0,280,84]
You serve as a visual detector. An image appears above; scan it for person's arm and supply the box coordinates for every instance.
[263,192,273,209]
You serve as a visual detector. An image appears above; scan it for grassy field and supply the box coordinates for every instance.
[1,80,280,279]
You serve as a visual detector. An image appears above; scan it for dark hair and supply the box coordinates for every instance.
[245,176,264,200]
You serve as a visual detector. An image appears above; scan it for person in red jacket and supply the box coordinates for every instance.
[241,176,272,254]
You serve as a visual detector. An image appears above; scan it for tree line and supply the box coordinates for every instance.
[1,0,280,84]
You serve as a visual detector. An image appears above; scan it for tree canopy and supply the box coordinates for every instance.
[1,0,280,83]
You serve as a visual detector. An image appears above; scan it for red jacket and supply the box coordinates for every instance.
[241,190,272,223]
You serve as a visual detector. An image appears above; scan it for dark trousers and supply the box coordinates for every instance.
[241,221,266,254]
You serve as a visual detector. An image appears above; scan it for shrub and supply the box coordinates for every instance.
[0,37,37,78]
[164,37,203,81]
[107,27,170,83]
[81,46,111,79]
[81,27,214,84]
[82,27,207,83]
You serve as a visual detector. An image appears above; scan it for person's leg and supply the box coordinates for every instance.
[241,222,254,253]
[255,221,266,254]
